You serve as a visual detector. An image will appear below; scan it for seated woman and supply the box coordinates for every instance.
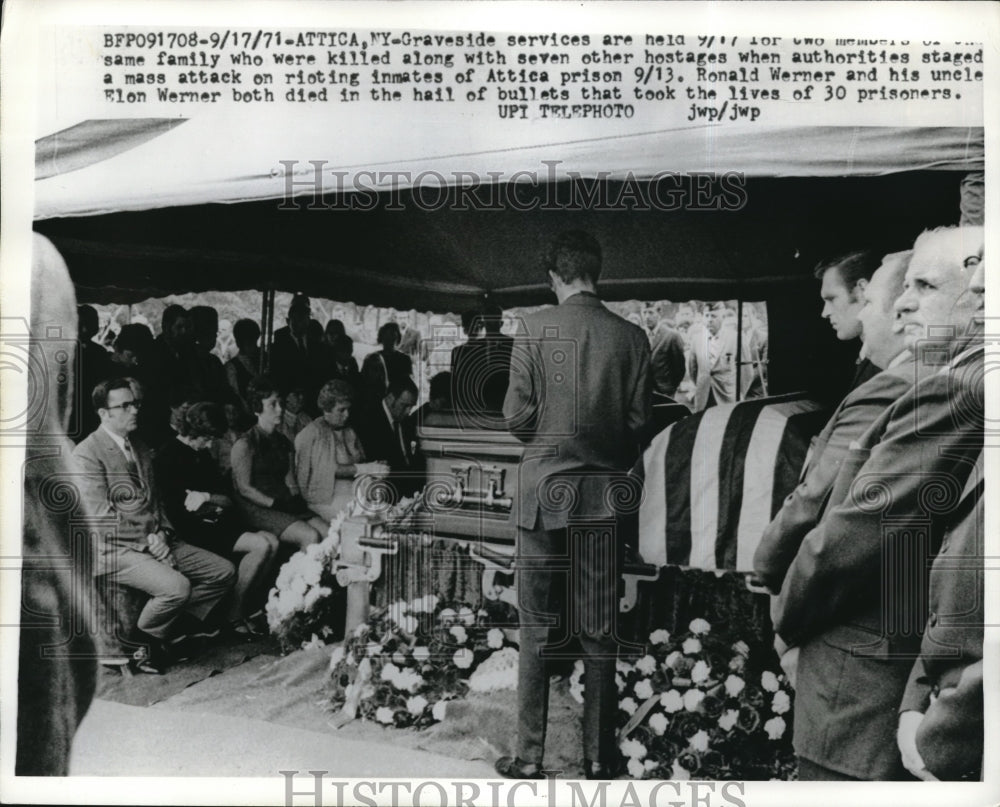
[231,378,326,549]
[155,401,280,634]
[294,380,368,523]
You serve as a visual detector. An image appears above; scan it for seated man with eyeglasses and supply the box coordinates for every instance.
[73,377,235,673]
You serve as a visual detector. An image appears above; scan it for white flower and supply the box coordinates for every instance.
[375,707,395,724]
[406,695,429,715]
[423,594,440,613]
[635,655,657,675]
[724,675,745,697]
[683,689,705,712]
[399,615,418,634]
[619,739,647,760]
[487,628,505,649]
[644,760,657,771]
[438,607,457,624]
[412,646,430,662]
[649,629,671,645]
[453,648,474,669]
[718,709,739,731]
[328,646,346,671]
[619,697,638,715]
[627,758,646,779]
[367,643,384,658]
[458,606,475,625]
[764,716,786,740]
[616,659,634,673]
[615,673,625,690]
[409,596,427,613]
[761,671,780,692]
[381,662,400,682]
[432,700,447,721]
[353,623,368,638]
[290,576,307,596]
[682,638,702,655]
[396,670,425,693]
[664,651,682,669]
[634,678,654,700]
[450,625,468,644]
[688,618,711,635]
[731,640,750,657]
[772,690,791,715]
[660,690,684,713]
[691,660,711,684]
[670,760,690,781]
[689,730,709,752]
[648,712,669,736]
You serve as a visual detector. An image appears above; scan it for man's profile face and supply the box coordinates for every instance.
[820,267,864,341]
[894,234,983,347]
[101,387,140,436]
[387,390,416,422]
[642,307,659,330]
[167,314,193,347]
[856,260,901,354]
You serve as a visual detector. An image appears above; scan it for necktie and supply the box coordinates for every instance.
[394,420,409,465]
[122,437,142,488]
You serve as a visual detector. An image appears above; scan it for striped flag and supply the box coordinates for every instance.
[636,394,829,572]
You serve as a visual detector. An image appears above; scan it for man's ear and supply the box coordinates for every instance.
[852,278,869,299]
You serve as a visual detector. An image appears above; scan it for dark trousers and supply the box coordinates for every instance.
[515,522,621,766]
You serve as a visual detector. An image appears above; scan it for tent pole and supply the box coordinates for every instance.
[735,295,743,402]
[261,286,275,374]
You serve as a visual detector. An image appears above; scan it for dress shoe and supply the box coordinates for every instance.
[583,759,619,780]
[494,756,544,780]
[129,646,165,675]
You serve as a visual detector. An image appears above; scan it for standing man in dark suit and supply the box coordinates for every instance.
[73,377,235,672]
[496,231,652,780]
[772,225,984,780]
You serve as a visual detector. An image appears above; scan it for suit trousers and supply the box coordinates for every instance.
[104,541,235,640]
[515,522,621,766]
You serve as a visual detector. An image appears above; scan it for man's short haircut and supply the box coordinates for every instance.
[429,371,453,405]
[461,309,480,336]
[289,293,310,315]
[161,304,188,334]
[332,334,354,355]
[325,319,346,339]
[378,322,402,347]
[77,305,98,332]
[482,301,504,334]
[813,250,880,290]
[114,323,147,354]
[386,375,418,400]
[544,230,602,285]
[171,401,227,439]
[190,305,218,329]
[247,375,279,414]
[233,318,260,347]
[317,379,356,412]
[91,376,135,412]
[877,250,913,311]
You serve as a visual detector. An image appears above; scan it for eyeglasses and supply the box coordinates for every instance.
[106,400,143,413]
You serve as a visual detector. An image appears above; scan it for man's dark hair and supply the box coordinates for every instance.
[161,304,188,335]
[325,319,346,339]
[386,375,418,400]
[813,250,880,290]
[247,375,279,414]
[288,293,310,315]
[332,334,354,356]
[91,376,135,412]
[429,372,453,406]
[77,305,98,334]
[544,230,602,285]
[233,318,260,347]
[461,309,481,336]
[114,323,148,355]
[378,322,402,348]
[482,301,504,334]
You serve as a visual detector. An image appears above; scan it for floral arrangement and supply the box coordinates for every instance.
[328,598,518,728]
[573,618,796,780]
[265,510,347,652]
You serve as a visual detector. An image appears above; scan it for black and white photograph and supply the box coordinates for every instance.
[0,2,996,805]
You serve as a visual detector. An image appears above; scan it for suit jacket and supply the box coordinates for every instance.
[269,328,325,407]
[753,355,929,592]
[361,349,413,399]
[902,451,983,780]
[452,334,514,412]
[72,427,172,576]
[355,402,422,496]
[503,292,652,530]
[648,324,686,398]
[773,338,983,779]
[687,325,752,411]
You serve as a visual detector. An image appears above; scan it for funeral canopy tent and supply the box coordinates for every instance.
[32,115,983,399]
